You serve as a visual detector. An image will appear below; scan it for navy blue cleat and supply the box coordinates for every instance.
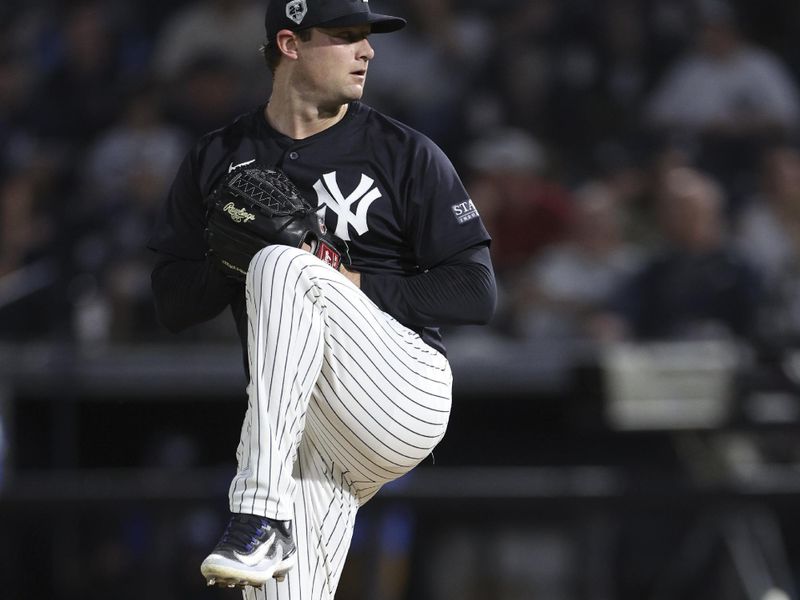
[201,514,296,589]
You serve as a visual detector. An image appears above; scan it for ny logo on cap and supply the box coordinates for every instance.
[286,0,307,25]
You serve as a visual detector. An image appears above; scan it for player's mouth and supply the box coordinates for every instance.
[351,69,367,79]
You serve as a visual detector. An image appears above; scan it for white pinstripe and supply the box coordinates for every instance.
[231,245,452,599]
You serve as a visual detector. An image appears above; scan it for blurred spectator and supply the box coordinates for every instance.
[151,0,266,99]
[645,1,800,136]
[465,128,574,277]
[510,181,643,341]
[24,2,127,149]
[589,138,655,247]
[477,1,575,151]
[598,166,762,342]
[0,49,35,174]
[596,0,650,135]
[481,0,658,170]
[0,162,69,340]
[588,0,696,156]
[162,54,252,139]
[363,0,491,150]
[82,82,188,341]
[85,83,188,202]
[644,0,697,72]
[723,0,800,78]
[734,143,800,343]
[642,0,800,213]
[0,171,53,278]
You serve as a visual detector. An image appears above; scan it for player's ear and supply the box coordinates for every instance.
[275,29,301,60]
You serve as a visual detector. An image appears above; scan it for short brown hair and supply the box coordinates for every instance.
[261,29,313,75]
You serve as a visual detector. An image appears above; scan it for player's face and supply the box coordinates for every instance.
[295,25,375,107]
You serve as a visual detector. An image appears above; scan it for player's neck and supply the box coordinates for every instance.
[265,92,348,140]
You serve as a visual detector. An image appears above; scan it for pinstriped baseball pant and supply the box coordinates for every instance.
[232,245,453,600]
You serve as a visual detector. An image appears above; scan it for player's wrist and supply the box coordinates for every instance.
[339,264,361,288]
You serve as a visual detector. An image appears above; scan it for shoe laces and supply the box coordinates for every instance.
[219,514,271,553]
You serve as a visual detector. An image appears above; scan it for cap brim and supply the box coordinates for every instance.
[313,13,406,34]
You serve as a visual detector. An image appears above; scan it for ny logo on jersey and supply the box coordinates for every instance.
[313,172,381,241]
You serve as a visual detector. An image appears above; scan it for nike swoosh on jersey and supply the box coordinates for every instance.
[232,532,276,566]
[229,159,256,173]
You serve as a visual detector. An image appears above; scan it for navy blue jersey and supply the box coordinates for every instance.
[149,101,492,353]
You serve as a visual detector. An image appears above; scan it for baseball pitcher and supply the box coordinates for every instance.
[148,1,497,598]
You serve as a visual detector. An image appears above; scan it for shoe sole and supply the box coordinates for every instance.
[201,555,295,588]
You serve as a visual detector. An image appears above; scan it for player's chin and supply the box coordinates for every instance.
[343,79,367,100]
[343,86,365,101]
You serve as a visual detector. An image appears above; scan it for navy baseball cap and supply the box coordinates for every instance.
[265,0,406,43]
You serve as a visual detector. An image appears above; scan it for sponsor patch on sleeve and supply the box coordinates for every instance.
[451,199,480,224]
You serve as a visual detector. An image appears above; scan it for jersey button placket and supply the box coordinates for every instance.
[288,151,299,160]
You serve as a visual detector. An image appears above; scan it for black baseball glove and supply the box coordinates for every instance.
[205,164,350,280]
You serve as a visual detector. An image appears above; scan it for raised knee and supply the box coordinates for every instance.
[247,245,319,291]
[250,244,308,272]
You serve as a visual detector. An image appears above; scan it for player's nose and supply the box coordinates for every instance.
[358,37,374,61]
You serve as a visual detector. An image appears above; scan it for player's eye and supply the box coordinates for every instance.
[330,30,369,43]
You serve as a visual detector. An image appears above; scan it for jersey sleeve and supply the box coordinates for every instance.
[360,244,496,329]
[147,138,243,335]
[148,145,207,260]
[404,137,491,269]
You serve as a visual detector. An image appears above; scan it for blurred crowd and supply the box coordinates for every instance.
[2,0,800,355]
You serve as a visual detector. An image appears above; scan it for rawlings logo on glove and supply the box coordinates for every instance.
[223,203,256,224]
[205,164,350,280]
